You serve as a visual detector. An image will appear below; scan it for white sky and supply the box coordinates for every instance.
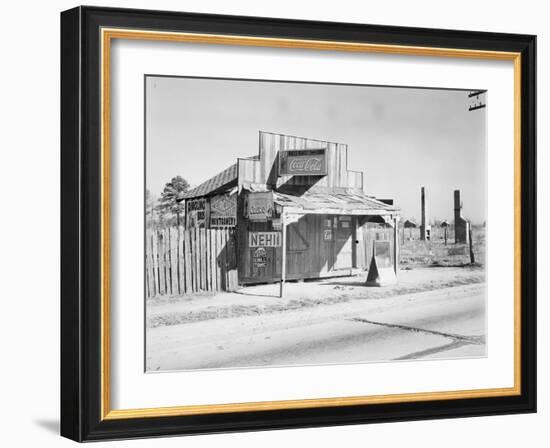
[146,76,486,224]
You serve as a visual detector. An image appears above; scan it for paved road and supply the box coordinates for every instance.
[146,284,486,371]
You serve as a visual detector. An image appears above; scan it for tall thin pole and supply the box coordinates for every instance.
[468,224,475,265]
[279,210,287,298]
[393,217,399,276]
[420,186,427,241]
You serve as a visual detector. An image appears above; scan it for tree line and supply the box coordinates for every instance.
[147,175,189,228]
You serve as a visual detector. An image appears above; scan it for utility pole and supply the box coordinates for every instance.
[468,225,475,264]
[468,90,486,111]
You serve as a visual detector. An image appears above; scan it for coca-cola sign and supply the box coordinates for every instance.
[279,148,327,176]
[245,191,274,221]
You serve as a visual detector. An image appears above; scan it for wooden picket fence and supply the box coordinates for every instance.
[145,227,238,298]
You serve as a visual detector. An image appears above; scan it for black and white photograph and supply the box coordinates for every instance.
[1,0,543,443]
[144,76,487,372]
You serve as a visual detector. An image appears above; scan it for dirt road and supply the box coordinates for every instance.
[147,266,484,327]
[146,282,486,371]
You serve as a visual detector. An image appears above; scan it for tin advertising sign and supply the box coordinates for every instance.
[249,231,282,247]
[279,148,327,176]
[186,198,207,228]
[245,191,274,221]
[210,194,237,227]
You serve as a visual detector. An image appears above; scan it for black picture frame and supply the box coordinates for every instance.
[61,5,536,442]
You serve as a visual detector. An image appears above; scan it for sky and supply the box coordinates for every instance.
[145,76,487,224]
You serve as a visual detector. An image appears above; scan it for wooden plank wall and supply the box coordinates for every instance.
[145,227,237,298]
[237,132,364,191]
[239,214,356,285]
[252,131,364,189]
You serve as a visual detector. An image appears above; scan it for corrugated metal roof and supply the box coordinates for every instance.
[273,190,398,216]
[183,164,238,199]
[183,159,398,217]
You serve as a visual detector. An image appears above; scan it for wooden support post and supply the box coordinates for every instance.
[444,227,448,246]
[352,216,357,269]
[280,210,287,298]
[468,224,475,264]
[393,217,399,276]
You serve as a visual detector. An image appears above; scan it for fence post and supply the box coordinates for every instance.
[177,226,184,295]
[468,224,475,264]
[184,229,191,294]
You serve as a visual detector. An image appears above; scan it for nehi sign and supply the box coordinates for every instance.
[249,232,282,247]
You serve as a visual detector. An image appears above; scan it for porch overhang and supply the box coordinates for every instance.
[273,190,399,218]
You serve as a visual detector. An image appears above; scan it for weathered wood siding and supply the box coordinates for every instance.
[238,213,357,284]
[145,227,237,298]
[237,131,363,190]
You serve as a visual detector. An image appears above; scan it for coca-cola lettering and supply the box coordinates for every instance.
[249,205,268,214]
[289,157,323,172]
[246,192,274,220]
[279,148,327,176]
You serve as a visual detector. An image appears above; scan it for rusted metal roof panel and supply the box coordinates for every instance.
[273,190,398,215]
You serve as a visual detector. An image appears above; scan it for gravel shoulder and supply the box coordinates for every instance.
[147,266,485,328]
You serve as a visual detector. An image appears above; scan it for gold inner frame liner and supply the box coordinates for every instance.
[99,28,522,420]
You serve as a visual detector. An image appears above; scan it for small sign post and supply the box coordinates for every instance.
[366,240,397,287]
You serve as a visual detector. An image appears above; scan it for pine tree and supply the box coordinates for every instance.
[145,189,155,227]
[158,176,189,226]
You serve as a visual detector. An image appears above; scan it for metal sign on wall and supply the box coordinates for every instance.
[245,191,274,221]
[278,148,327,176]
[252,247,268,268]
[186,198,206,228]
[210,194,237,227]
[249,231,281,247]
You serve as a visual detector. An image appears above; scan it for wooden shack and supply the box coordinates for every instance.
[183,131,399,289]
